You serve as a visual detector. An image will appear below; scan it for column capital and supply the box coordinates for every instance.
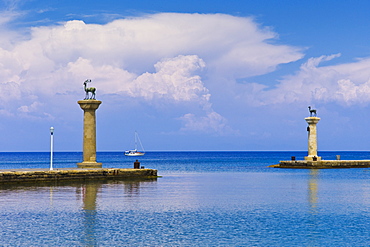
[305,117,320,124]
[78,100,102,111]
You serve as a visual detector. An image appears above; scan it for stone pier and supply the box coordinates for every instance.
[77,100,102,168]
[304,117,321,161]
[0,168,158,183]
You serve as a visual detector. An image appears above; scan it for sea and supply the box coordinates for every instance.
[1,151,370,246]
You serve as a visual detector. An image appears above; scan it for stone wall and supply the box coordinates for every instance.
[0,168,158,182]
[275,160,370,169]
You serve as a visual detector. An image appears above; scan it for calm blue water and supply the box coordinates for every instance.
[1,151,370,246]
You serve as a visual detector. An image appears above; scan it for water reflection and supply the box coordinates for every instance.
[80,182,100,247]
[308,169,319,213]
[307,169,320,247]
[124,180,143,195]
[78,179,157,246]
[0,178,157,246]
[49,187,54,207]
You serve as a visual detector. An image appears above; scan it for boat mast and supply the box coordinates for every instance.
[134,131,138,151]
[135,131,145,153]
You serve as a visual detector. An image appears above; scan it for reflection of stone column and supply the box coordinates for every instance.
[305,117,321,161]
[308,169,319,210]
[83,183,98,211]
[308,169,319,245]
[81,183,99,246]
[77,100,102,168]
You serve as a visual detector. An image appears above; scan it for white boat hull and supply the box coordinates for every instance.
[125,149,145,156]
[125,152,145,156]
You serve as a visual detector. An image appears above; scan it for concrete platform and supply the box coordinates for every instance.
[0,167,158,183]
[271,160,370,169]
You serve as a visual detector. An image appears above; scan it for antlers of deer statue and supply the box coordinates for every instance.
[308,106,317,117]
[83,79,96,100]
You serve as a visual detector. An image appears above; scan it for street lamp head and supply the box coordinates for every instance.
[50,127,54,170]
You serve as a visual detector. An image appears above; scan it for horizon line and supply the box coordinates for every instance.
[0,150,369,153]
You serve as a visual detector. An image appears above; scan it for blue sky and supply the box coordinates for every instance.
[2,0,370,152]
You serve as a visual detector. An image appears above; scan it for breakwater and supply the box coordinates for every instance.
[271,160,370,169]
[0,168,158,183]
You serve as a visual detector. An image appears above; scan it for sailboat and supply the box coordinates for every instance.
[124,131,145,156]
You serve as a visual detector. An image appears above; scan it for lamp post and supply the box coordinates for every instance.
[50,127,54,171]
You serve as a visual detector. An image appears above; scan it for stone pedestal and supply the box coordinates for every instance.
[77,100,102,168]
[304,117,321,161]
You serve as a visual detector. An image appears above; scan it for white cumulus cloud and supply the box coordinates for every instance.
[0,12,304,133]
[180,111,231,134]
[132,55,208,101]
[249,54,370,106]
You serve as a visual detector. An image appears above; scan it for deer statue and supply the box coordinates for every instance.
[83,79,96,100]
[308,106,317,117]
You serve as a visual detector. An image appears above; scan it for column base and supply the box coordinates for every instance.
[77,162,102,168]
[304,156,322,161]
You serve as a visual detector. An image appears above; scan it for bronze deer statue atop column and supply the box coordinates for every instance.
[308,106,317,117]
[83,79,96,100]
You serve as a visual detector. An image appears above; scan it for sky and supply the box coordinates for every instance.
[1,0,370,152]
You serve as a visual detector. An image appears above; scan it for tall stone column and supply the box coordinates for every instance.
[304,117,321,161]
[77,100,102,168]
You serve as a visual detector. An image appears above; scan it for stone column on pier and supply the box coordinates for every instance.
[304,117,321,161]
[77,100,102,168]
